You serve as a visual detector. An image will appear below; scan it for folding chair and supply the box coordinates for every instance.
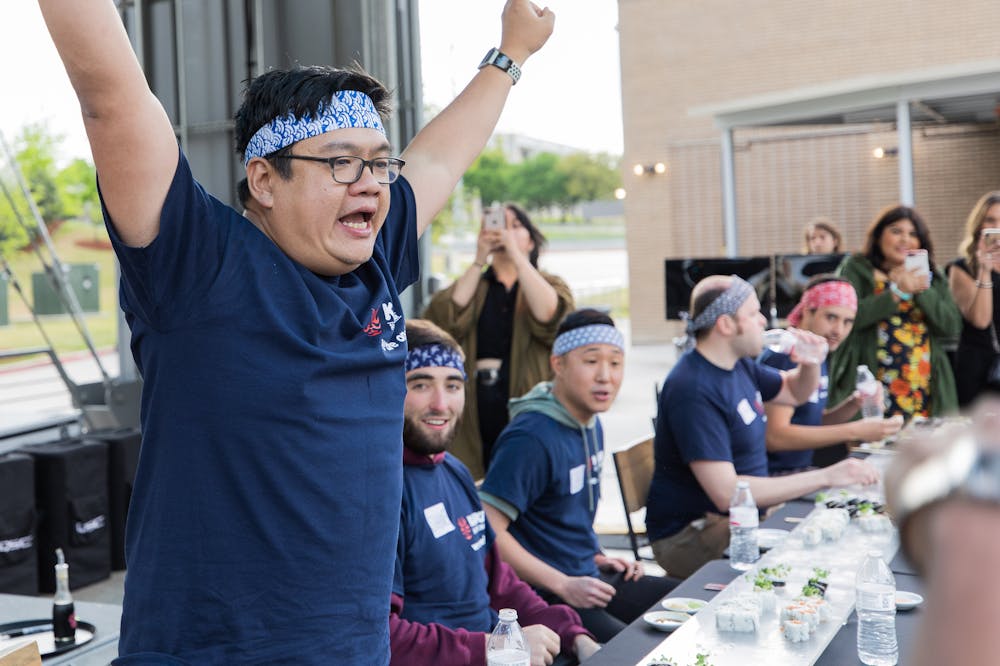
[612,436,656,562]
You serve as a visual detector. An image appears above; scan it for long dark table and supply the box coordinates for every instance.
[585,499,925,665]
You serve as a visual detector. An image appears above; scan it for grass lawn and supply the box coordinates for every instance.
[1,221,118,358]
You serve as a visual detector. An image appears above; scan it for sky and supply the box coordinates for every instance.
[0,1,623,166]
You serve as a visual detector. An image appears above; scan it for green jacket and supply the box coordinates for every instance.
[422,268,574,479]
[829,253,961,416]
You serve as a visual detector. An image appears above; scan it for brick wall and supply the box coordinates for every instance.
[619,0,1000,342]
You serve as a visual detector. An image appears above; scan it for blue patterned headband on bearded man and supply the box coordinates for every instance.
[552,324,625,357]
[243,89,386,166]
[405,344,467,380]
[685,275,754,335]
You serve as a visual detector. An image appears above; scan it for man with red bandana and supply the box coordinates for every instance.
[759,276,904,474]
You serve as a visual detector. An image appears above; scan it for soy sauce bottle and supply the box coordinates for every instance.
[53,548,76,644]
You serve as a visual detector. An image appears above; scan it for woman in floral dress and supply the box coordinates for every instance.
[829,205,962,419]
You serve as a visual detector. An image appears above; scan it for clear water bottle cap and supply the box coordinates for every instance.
[498,608,518,622]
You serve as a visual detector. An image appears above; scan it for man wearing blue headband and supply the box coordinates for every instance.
[37,1,554,663]
[647,275,879,578]
[389,319,599,666]
[480,309,677,642]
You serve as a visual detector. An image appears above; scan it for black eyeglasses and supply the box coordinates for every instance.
[274,154,405,184]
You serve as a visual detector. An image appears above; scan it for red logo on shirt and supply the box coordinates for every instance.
[457,516,472,540]
[363,308,382,336]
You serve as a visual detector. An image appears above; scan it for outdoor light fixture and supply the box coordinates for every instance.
[632,162,667,176]
[872,146,898,159]
[614,187,626,200]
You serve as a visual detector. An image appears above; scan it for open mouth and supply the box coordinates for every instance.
[340,211,373,231]
[422,417,449,429]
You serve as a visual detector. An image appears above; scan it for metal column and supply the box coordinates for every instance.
[896,100,915,206]
[721,128,738,257]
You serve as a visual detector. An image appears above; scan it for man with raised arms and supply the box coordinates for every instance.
[36,1,554,662]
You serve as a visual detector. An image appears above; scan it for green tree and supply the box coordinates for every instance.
[557,152,621,208]
[463,147,513,206]
[12,123,64,225]
[509,152,566,210]
[56,158,100,225]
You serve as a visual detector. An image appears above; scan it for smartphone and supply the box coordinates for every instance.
[483,203,505,230]
[984,228,1000,249]
[904,249,929,273]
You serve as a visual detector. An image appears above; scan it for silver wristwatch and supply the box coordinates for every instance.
[478,48,521,84]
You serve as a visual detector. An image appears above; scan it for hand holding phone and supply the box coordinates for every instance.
[904,249,929,274]
[983,228,1000,251]
[483,203,505,231]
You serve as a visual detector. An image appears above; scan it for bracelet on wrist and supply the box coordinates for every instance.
[889,282,912,301]
[472,260,485,269]
[977,280,994,289]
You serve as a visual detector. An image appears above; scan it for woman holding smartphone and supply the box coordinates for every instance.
[423,202,574,478]
[830,205,962,419]
[947,192,1000,406]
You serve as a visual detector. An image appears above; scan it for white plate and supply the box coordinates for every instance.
[895,591,924,610]
[758,528,790,551]
[642,610,690,632]
[661,597,708,614]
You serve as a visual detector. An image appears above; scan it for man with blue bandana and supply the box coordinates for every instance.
[37,1,554,663]
[481,309,677,643]
[647,275,880,578]
[389,319,599,666]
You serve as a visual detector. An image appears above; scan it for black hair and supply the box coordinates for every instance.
[236,178,250,208]
[234,64,392,180]
[505,203,546,267]
[862,205,935,270]
[405,319,464,361]
[556,308,615,337]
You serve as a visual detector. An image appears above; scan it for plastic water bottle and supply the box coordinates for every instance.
[856,365,884,420]
[728,481,759,571]
[487,608,530,666]
[856,551,898,666]
[762,328,828,364]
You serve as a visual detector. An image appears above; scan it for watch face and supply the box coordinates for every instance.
[493,53,512,69]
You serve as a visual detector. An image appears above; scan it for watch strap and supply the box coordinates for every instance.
[479,47,521,84]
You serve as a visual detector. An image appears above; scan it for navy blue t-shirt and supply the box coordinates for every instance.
[394,453,497,632]
[106,153,418,664]
[758,350,829,474]
[480,412,603,577]
[646,351,783,541]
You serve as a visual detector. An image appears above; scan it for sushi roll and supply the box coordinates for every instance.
[752,587,776,612]
[781,602,819,630]
[801,523,822,546]
[782,618,811,643]
[715,598,760,633]
[800,596,832,622]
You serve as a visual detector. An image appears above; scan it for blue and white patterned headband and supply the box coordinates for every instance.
[243,90,386,165]
[405,344,467,380]
[552,324,625,357]
[686,275,754,334]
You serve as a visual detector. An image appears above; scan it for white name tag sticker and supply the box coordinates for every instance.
[569,464,585,494]
[736,398,757,425]
[423,502,455,539]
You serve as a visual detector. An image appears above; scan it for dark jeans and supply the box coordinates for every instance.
[540,571,679,643]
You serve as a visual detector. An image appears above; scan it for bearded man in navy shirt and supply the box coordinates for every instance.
[647,275,880,579]
[390,319,599,666]
[759,275,902,474]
